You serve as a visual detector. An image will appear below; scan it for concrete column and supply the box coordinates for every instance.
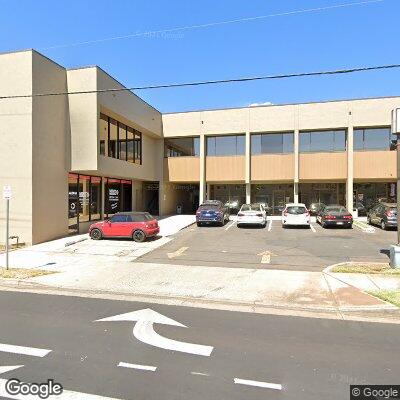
[199,133,206,205]
[346,122,354,213]
[294,128,300,203]
[206,183,211,200]
[245,108,251,204]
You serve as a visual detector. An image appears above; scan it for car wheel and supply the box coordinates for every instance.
[348,224,353,229]
[367,216,371,225]
[381,220,387,230]
[132,229,146,243]
[90,228,102,240]
[322,222,327,229]
[197,222,202,227]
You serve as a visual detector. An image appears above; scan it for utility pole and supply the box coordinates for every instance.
[2,185,12,270]
[390,109,400,267]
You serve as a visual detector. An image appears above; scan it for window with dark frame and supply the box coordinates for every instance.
[299,130,346,152]
[104,178,133,217]
[354,127,393,151]
[68,174,102,225]
[251,132,294,154]
[99,113,142,165]
[206,135,246,156]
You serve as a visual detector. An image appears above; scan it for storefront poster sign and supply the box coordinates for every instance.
[2,185,12,200]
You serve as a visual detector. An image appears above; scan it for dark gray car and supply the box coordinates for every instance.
[367,202,397,230]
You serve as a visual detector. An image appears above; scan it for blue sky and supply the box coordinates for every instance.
[0,0,399,112]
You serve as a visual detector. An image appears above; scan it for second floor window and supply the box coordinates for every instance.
[300,130,346,152]
[251,132,294,154]
[100,113,142,165]
[354,127,393,151]
[207,135,245,156]
[164,137,200,157]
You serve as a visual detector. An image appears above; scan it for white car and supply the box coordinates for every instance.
[282,203,311,227]
[237,203,267,227]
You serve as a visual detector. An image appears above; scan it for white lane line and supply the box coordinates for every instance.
[118,362,157,372]
[0,343,51,357]
[234,378,282,390]
[268,220,273,232]
[0,378,124,399]
[225,220,236,231]
[310,223,316,233]
[190,371,210,376]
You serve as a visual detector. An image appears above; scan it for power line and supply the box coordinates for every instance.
[1,63,399,100]
[41,0,384,50]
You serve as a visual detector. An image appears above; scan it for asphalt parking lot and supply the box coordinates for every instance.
[138,218,397,271]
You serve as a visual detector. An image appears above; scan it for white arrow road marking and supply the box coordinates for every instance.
[0,378,125,400]
[234,378,282,390]
[0,343,51,357]
[96,308,214,357]
[118,362,156,372]
[0,365,24,375]
[167,247,188,259]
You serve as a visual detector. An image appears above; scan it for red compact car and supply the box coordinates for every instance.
[89,212,159,242]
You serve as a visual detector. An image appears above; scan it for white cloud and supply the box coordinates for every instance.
[248,101,274,107]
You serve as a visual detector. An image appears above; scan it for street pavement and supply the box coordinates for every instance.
[0,290,399,400]
[139,219,396,271]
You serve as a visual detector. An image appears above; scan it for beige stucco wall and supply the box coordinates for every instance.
[206,156,245,182]
[251,154,294,181]
[0,51,33,244]
[354,150,396,180]
[31,51,69,244]
[164,157,200,182]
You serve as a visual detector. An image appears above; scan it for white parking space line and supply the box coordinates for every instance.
[0,343,51,357]
[268,220,273,232]
[225,220,236,231]
[234,378,282,390]
[118,362,157,372]
[310,224,316,233]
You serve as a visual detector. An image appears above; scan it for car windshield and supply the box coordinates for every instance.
[241,204,261,212]
[325,206,347,213]
[286,206,306,214]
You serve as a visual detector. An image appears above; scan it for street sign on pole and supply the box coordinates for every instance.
[2,185,11,270]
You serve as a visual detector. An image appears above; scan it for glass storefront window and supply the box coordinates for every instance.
[353,182,396,210]
[354,127,392,150]
[78,175,90,223]
[210,184,246,214]
[105,178,133,217]
[251,184,294,215]
[207,135,245,156]
[68,174,102,233]
[298,183,345,208]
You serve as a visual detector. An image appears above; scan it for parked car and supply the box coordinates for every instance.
[237,203,267,228]
[353,202,367,217]
[89,212,159,242]
[317,205,353,228]
[196,200,229,226]
[282,203,311,228]
[308,202,325,216]
[367,202,397,230]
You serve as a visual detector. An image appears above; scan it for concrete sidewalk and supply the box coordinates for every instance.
[1,259,397,318]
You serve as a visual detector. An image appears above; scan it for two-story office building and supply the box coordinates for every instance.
[0,49,399,244]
